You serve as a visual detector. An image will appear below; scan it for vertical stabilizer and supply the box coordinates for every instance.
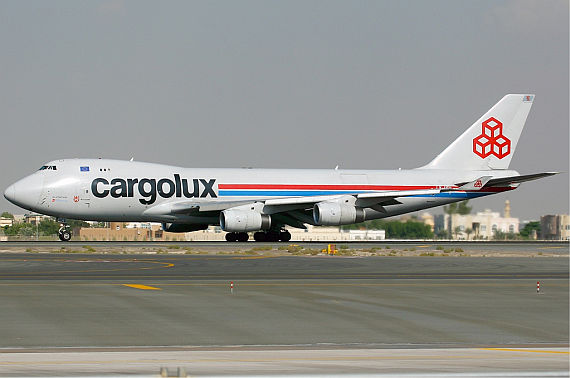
[422,94,534,170]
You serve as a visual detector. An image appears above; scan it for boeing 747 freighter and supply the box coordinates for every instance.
[4,94,557,241]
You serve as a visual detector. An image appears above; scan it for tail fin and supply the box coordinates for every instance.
[422,94,534,170]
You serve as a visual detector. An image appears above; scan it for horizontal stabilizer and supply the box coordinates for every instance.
[484,172,559,187]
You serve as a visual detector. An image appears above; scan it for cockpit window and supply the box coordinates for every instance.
[39,165,57,171]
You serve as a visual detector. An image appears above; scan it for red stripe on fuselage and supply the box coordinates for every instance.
[218,183,515,194]
[218,184,441,190]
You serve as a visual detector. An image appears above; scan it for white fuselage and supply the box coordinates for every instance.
[5,158,517,227]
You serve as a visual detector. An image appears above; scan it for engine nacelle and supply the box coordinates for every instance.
[220,210,271,232]
[162,223,209,233]
[313,202,365,226]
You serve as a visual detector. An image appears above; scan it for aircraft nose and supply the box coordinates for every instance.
[4,175,43,209]
[4,184,16,203]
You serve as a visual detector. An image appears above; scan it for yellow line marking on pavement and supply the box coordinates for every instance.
[122,284,161,290]
[538,246,567,250]
[0,259,174,275]
[416,245,431,248]
[480,348,569,354]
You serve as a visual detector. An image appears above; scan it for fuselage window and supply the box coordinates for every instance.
[39,165,57,171]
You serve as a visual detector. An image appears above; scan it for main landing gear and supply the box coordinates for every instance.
[58,222,72,242]
[225,232,249,242]
[225,230,292,242]
[253,230,291,242]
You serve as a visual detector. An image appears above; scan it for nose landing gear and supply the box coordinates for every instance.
[57,220,72,241]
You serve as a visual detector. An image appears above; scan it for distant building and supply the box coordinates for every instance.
[419,212,435,231]
[0,217,13,228]
[78,223,386,242]
[540,214,570,241]
[434,214,445,234]
[345,229,386,241]
[288,225,384,241]
[23,214,52,225]
[79,222,187,241]
[12,214,26,223]
[442,200,519,240]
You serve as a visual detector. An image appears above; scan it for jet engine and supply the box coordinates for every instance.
[162,223,209,233]
[313,202,365,226]
[220,209,271,232]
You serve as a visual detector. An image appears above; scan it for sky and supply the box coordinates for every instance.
[0,0,568,221]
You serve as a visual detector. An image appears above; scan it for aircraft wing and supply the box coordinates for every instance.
[143,200,254,216]
[144,188,443,216]
[263,189,442,214]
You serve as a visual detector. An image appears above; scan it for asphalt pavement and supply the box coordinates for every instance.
[0,245,567,376]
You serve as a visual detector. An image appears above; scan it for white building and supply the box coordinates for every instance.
[183,225,386,242]
[289,225,385,241]
[0,217,13,228]
[442,201,519,240]
[346,229,386,241]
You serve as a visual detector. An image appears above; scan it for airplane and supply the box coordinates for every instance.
[4,94,558,242]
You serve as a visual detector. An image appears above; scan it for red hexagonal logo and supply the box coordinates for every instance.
[473,117,511,159]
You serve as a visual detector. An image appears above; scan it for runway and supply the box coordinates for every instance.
[0,246,567,376]
[2,240,569,254]
[0,253,567,280]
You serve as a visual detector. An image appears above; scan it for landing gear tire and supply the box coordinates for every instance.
[279,231,291,242]
[265,232,280,242]
[253,230,291,242]
[58,229,72,242]
[253,232,266,242]
[226,232,249,242]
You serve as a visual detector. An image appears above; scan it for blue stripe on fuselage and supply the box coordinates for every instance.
[411,192,490,199]
[218,190,492,198]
